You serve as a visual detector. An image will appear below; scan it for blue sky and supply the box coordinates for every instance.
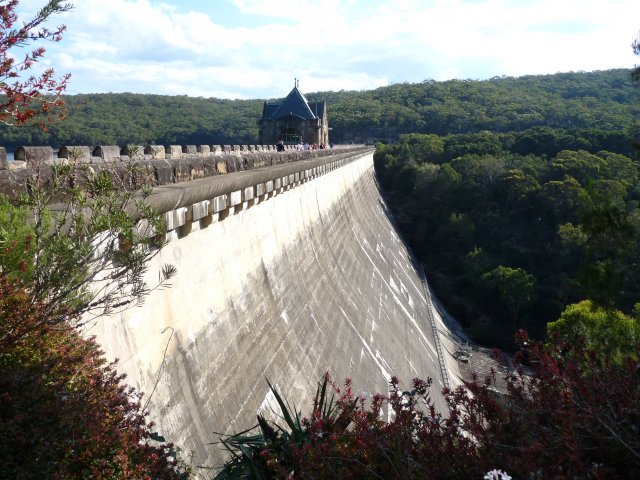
[16,0,640,99]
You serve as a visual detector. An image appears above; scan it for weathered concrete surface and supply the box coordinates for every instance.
[89,152,462,470]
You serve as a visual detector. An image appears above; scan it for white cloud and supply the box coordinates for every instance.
[14,0,640,98]
[231,0,346,22]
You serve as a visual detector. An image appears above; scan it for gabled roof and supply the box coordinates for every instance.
[265,86,317,120]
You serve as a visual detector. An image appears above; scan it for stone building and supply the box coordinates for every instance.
[258,84,329,146]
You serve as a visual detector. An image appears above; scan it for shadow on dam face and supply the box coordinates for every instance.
[88,152,462,469]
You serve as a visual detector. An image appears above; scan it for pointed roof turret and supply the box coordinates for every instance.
[266,86,317,121]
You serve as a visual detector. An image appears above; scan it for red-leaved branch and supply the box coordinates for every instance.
[0,0,71,129]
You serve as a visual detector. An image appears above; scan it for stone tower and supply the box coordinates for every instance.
[258,82,329,146]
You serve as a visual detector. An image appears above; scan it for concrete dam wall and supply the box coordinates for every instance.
[89,150,465,468]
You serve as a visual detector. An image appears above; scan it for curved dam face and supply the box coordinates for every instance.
[91,152,462,468]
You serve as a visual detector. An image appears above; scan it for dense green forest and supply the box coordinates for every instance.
[0,94,265,148]
[362,71,640,349]
[0,68,639,149]
[315,68,640,144]
[375,130,640,346]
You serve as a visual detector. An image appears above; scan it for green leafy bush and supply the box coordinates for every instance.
[0,195,35,282]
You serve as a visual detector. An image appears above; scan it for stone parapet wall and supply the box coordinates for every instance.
[141,148,375,243]
[0,143,368,202]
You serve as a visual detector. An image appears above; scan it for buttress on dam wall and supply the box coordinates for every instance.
[89,151,465,468]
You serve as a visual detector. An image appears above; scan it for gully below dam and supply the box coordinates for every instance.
[89,150,466,468]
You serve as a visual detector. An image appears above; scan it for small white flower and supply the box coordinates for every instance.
[483,469,512,480]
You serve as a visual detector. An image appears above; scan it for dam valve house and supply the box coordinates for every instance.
[258,81,329,146]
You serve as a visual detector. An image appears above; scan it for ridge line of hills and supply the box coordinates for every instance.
[0,68,638,150]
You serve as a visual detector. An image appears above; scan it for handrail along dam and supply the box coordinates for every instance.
[1,143,466,468]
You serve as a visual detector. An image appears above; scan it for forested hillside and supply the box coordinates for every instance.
[320,68,640,143]
[0,93,264,148]
[375,130,640,346]
[366,71,640,349]
[0,69,638,149]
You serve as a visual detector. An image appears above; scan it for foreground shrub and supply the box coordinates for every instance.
[216,331,640,479]
[0,278,188,479]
